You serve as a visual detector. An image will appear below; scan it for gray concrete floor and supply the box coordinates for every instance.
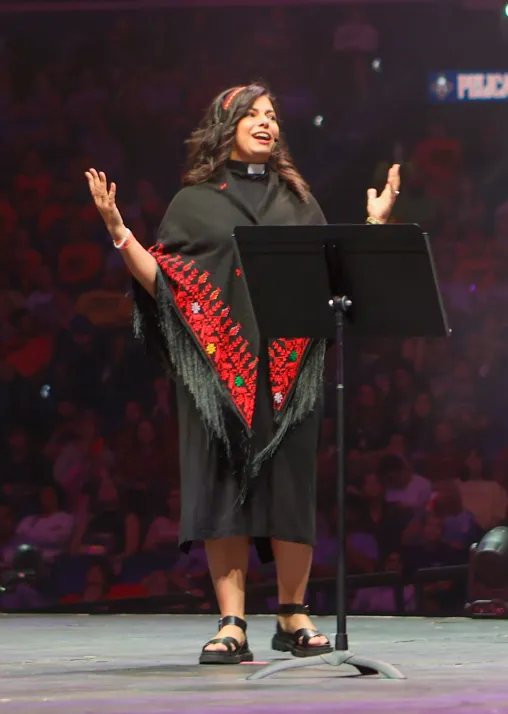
[1,614,508,713]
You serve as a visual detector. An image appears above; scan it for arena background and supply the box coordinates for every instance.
[1,0,508,617]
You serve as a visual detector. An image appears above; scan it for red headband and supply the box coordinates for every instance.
[222,86,247,111]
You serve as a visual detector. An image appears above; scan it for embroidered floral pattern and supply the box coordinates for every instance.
[151,244,258,427]
[269,338,310,412]
[151,244,312,428]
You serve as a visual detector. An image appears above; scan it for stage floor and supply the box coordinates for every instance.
[1,615,507,713]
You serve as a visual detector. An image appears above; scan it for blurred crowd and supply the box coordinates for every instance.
[1,6,508,616]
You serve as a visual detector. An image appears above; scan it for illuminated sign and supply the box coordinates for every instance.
[429,71,508,102]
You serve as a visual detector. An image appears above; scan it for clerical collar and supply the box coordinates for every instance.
[227,160,267,178]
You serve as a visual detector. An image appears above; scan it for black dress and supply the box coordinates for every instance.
[133,161,327,561]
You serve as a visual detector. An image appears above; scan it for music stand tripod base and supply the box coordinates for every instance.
[247,649,406,681]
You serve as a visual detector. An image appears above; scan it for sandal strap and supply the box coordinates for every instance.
[218,615,247,632]
[293,627,329,647]
[202,636,241,653]
[278,603,310,616]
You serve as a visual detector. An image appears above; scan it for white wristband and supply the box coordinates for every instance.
[113,228,131,250]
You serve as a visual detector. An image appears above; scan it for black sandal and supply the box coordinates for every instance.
[199,615,254,665]
[272,604,333,658]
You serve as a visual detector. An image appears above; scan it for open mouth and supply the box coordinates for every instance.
[252,132,272,145]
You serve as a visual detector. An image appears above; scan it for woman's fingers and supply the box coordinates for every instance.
[387,164,401,193]
[85,169,108,202]
[85,169,118,216]
[89,168,100,189]
[85,169,98,196]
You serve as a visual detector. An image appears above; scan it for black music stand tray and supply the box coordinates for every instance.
[234,223,450,681]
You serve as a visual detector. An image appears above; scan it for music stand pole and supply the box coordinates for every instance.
[330,295,351,653]
[248,294,405,681]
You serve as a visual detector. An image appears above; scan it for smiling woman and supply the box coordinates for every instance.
[183,83,309,200]
[85,81,400,668]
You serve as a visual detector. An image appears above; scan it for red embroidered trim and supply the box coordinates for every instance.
[150,244,258,428]
[269,338,310,412]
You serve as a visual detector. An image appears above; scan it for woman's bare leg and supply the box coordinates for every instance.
[203,536,250,651]
[272,538,329,646]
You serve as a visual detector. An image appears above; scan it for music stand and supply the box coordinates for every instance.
[234,223,450,681]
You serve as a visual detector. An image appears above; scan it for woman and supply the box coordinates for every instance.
[86,83,400,664]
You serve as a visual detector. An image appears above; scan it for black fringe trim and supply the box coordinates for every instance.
[132,267,234,459]
[132,268,326,501]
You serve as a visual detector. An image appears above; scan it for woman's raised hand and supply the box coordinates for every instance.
[85,168,125,240]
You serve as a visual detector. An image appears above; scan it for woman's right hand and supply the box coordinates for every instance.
[85,168,125,241]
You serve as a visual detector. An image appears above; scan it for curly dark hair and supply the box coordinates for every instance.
[182,83,310,201]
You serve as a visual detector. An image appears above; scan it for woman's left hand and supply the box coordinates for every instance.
[366,164,401,224]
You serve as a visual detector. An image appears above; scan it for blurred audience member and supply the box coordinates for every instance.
[14,484,74,564]
[458,450,508,531]
[71,478,140,560]
[377,454,432,511]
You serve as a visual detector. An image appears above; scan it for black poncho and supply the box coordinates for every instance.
[133,164,327,552]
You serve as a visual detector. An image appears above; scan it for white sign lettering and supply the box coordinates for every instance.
[457,73,508,100]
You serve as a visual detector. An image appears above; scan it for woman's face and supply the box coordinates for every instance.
[231,94,280,164]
